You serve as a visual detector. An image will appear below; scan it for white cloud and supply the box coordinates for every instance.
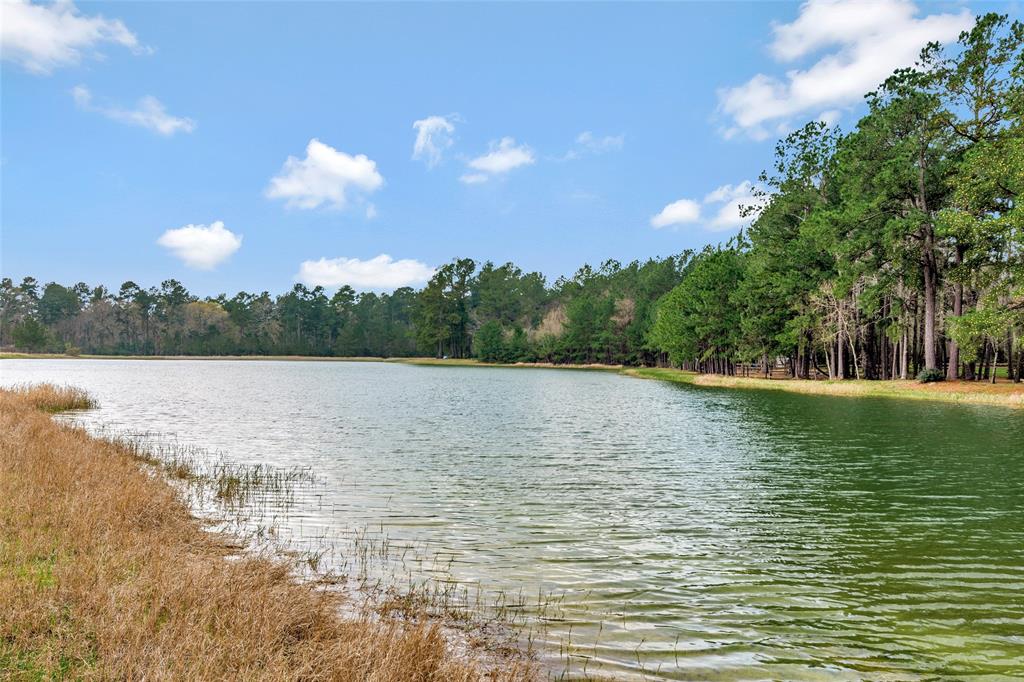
[296,255,435,290]
[412,115,456,167]
[1,0,144,74]
[266,139,384,210]
[462,137,534,183]
[651,181,762,231]
[650,199,701,229]
[365,203,377,220]
[717,0,971,139]
[157,221,242,270]
[703,181,753,205]
[704,181,762,231]
[71,85,195,136]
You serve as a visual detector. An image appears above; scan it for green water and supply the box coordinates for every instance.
[3,359,1022,679]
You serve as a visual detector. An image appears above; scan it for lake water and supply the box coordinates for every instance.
[3,359,1023,680]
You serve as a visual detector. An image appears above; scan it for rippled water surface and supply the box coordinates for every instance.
[3,359,1023,679]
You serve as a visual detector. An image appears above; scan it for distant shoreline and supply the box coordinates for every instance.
[4,353,1020,409]
[0,352,390,362]
[0,353,626,371]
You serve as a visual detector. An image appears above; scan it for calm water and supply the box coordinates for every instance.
[3,359,1023,680]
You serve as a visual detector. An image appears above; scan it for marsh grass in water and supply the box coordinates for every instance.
[4,381,741,679]
[6,383,97,412]
[0,385,537,680]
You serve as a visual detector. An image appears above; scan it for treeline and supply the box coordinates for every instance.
[652,14,1023,383]
[3,15,1021,382]
[0,256,687,365]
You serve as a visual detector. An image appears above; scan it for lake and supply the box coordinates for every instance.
[3,358,1022,680]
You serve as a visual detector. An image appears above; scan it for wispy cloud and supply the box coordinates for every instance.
[1,0,146,74]
[561,131,625,160]
[412,114,457,168]
[72,86,195,136]
[266,139,384,210]
[460,137,534,184]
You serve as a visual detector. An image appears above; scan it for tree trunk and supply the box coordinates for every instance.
[900,330,909,380]
[1017,342,1024,384]
[890,335,898,380]
[981,340,992,381]
[922,249,938,371]
[946,247,964,380]
[1009,329,1017,383]
[880,322,888,380]
[849,331,861,380]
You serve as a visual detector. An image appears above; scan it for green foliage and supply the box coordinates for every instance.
[917,368,946,383]
[1,253,684,365]
[473,320,505,362]
[11,317,48,351]
[652,246,744,367]
[38,283,82,325]
[948,308,1014,364]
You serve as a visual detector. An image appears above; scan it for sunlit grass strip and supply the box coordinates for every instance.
[395,357,624,371]
[625,367,1024,409]
[0,387,534,681]
[622,367,698,385]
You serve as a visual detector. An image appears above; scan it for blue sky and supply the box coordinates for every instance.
[2,0,1016,295]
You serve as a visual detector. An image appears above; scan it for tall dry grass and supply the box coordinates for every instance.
[625,367,1024,409]
[0,386,534,681]
[5,383,97,412]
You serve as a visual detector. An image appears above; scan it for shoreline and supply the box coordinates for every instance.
[0,352,623,371]
[0,352,390,362]
[4,352,1021,409]
[624,367,1024,410]
[0,385,534,680]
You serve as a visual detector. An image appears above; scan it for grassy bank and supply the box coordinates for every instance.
[0,385,532,681]
[0,352,623,372]
[394,357,623,371]
[625,367,1024,409]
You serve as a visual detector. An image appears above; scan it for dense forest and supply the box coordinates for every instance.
[3,15,1021,382]
[0,256,685,365]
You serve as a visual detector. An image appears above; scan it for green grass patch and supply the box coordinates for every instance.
[621,367,698,384]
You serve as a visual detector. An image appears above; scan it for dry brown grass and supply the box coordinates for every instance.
[0,386,534,681]
[5,383,97,412]
[626,367,1024,409]
[689,374,1024,408]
